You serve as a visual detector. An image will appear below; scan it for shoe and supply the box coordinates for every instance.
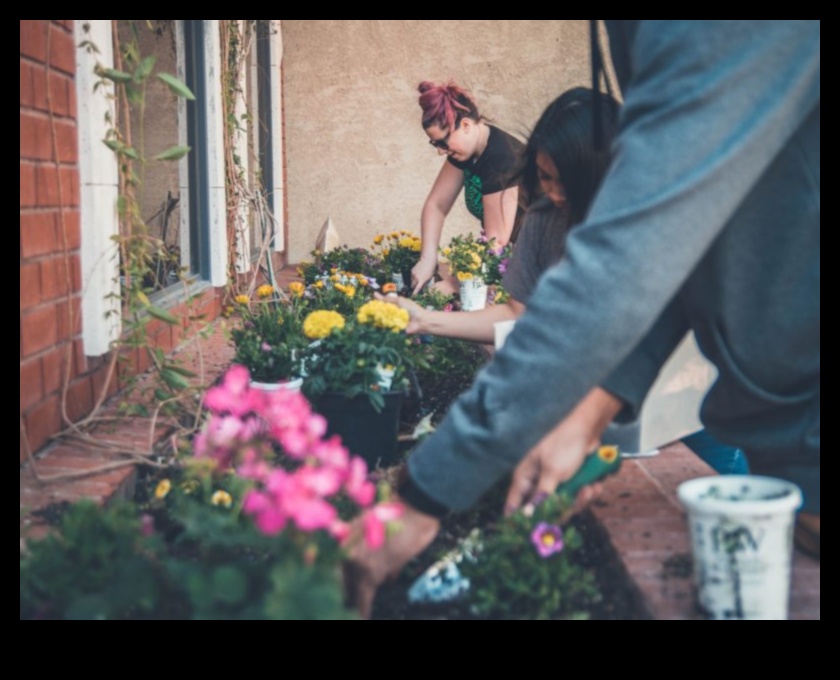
[794,512,820,559]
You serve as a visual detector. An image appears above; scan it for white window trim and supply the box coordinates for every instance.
[176,20,228,288]
[75,19,120,357]
[269,20,285,253]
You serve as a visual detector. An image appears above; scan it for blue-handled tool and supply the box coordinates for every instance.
[407,445,623,604]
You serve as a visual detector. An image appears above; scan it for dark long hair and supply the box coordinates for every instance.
[522,87,620,225]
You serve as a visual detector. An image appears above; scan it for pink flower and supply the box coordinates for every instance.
[345,457,375,507]
[361,502,404,549]
[140,513,155,537]
[530,522,564,558]
[204,365,263,417]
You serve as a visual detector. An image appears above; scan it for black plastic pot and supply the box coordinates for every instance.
[313,391,405,469]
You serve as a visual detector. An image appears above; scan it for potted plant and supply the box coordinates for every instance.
[230,285,306,391]
[372,231,422,293]
[300,301,424,468]
[442,233,512,311]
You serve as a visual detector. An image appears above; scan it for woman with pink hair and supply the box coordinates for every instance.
[412,81,524,295]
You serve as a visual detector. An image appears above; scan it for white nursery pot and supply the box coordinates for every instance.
[677,475,803,620]
[459,278,487,311]
[249,377,304,393]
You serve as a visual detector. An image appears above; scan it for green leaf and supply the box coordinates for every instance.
[160,369,190,391]
[164,364,198,378]
[156,72,196,100]
[103,139,121,152]
[136,291,151,307]
[99,67,132,83]
[212,567,248,605]
[154,388,171,402]
[154,145,191,161]
[146,306,179,325]
[122,146,139,160]
[134,55,156,81]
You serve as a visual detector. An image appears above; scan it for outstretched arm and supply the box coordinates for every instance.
[406,20,821,514]
[413,162,464,294]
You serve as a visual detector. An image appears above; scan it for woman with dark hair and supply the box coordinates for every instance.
[384,87,618,348]
[412,80,525,295]
[383,87,641,453]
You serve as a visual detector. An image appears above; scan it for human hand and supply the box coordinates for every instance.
[374,292,427,334]
[343,500,441,619]
[430,277,458,297]
[411,258,437,296]
[504,412,602,516]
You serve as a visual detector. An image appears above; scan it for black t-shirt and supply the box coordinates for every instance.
[447,125,524,224]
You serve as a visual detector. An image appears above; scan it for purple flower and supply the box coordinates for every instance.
[261,342,272,352]
[530,522,564,558]
[498,258,509,274]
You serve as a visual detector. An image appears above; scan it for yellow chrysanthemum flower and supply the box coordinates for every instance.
[289,281,305,297]
[469,252,482,269]
[315,280,325,289]
[211,490,233,508]
[234,294,250,306]
[457,271,474,281]
[357,300,410,331]
[373,234,384,245]
[303,310,346,339]
[343,286,356,298]
[443,247,452,256]
[257,284,274,299]
[154,479,172,500]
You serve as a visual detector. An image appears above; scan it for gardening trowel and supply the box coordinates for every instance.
[406,445,622,604]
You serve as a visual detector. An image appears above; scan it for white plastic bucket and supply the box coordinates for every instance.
[249,377,304,393]
[677,475,803,620]
[459,278,487,311]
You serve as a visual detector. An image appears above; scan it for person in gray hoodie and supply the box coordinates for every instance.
[346,20,820,616]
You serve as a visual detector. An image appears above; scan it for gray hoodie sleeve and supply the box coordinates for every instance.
[406,20,821,512]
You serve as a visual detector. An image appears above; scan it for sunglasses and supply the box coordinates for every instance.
[429,130,452,150]
[428,119,462,150]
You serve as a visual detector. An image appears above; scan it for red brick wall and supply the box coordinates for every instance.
[20,20,83,459]
[20,20,223,462]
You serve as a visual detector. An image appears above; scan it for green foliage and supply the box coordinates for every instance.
[230,291,306,382]
[301,320,426,413]
[20,466,358,621]
[371,231,422,279]
[298,246,383,285]
[20,500,164,620]
[460,494,601,620]
[442,233,512,286]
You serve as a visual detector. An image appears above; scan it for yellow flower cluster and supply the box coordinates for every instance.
[457,271,474,282]
[373,230,421,251]
[357,300,410,332]
[334,283,357,298]
[398,236,422,252]
[303,310,346,339]
[234,294,250,306]
[257,284,274,299]
[289,281,305,298]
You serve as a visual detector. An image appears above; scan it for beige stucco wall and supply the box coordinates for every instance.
[281,20,594,264]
